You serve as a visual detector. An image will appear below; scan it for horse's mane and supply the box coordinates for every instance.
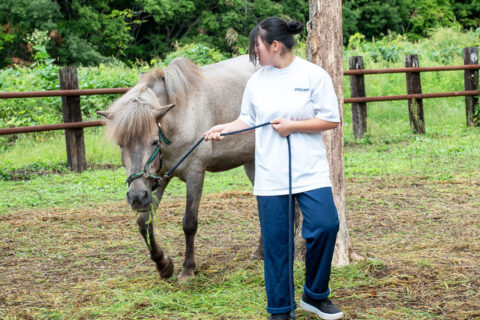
[105,58,202,146]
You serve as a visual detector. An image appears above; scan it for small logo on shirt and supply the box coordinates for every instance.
[294,88,309,92]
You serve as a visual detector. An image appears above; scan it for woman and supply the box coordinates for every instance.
[204,17,343,320]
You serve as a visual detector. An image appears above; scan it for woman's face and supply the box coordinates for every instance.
[255,35,274,66]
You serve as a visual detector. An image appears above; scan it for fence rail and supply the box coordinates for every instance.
[0,88,130,99]
[344,90,480,104]
[0,120,104,135]
[343,64,480,75]
[0,46,478,171]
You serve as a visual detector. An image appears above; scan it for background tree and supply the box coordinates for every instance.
[307,0,357,265]
[0,0,479,67]
[342,0,405,43]
[0,0,61,65]
[407,0,455,39]
[451,0,480,30]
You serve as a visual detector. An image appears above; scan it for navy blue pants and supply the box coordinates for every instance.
[256,187,339,314]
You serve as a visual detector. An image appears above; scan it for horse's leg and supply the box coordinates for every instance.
[243,161,264,260]
[178,170,205,282]
[137,178,174,278]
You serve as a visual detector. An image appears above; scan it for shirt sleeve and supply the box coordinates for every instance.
[311,71,340,122]
[238,79,256,127]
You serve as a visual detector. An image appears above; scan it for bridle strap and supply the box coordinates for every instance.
[126,125,170,190]
[158,125,171,145]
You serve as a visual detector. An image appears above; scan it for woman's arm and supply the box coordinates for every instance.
[204,118,250,141]
[271,118,339,137]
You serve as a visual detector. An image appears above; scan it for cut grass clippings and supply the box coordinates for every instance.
[1,178,479,319]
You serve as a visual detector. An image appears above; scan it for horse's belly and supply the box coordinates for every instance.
[207,138,254,172]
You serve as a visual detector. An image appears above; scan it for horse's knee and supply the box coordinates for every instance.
[182,215,198,236]
[136,212,154,236]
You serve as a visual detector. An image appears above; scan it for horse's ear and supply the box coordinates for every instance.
[152,103,175,121]
[97,110,114,120]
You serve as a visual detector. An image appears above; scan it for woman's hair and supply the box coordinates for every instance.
[248,17,303,63]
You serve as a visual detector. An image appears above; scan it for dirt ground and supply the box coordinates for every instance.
[0,177,479,319]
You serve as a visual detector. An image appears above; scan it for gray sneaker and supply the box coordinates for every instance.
[300,293,343,319]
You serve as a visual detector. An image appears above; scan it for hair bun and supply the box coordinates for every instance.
[287,20,303,34]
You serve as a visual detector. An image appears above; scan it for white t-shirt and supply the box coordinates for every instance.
[238,57,339,196]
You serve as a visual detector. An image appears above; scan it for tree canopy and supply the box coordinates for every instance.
[0,0,478,67]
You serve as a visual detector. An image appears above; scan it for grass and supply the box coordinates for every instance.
[0,180,478,319]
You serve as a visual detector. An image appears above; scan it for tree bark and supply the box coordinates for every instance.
[305,0,357,266]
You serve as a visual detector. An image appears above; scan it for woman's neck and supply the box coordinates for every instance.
[273,52,296,69]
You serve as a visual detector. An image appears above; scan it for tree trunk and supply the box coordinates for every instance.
[303,0,357,266]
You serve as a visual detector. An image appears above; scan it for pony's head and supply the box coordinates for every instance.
[97,58,202,210]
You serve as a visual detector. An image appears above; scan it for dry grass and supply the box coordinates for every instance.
[0,177,479,319]
[343,176,480,320]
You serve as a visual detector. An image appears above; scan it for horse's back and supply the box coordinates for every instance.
[201,56,257,123]
[202,55,256,77]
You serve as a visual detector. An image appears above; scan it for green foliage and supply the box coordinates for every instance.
[0,0,61,65]
[342,0,475,44]
[0,1,479,65]
[51,2,137,65]
[407,0,456,40]
[159,43,226,67]
[133,0,306,61]
[452,0,480,30]
[345,26,479,66]
[0,60,139,132]
[0,63,60,129]
[343,0,405,44]
[0,0,308,67]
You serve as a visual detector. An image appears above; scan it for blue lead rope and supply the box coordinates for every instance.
[165,122,272,177]
[287,135,296,320]
[164,121,296,319]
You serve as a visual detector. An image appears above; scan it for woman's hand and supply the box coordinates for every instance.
[204,124,227,141]
[271,118,295,137]
[271,118,339,137]
[205,119,251,141]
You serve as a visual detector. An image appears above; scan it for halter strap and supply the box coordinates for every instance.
[158,125,171,145]
[126,125,171,188]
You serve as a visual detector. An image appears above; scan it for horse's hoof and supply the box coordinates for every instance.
[177,269,195,283]
[157,256,174,279]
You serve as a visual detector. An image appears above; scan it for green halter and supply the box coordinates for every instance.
[126,125,171,190]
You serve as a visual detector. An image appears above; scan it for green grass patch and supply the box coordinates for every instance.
[1,121,478,212]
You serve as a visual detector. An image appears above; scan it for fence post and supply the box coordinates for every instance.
[59,67,87,172]
[464,47,479,127]
[348,56,367,139]
[405,55,425,134]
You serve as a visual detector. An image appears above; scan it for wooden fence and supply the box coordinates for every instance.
[344,46,479,138]
[0,47,478,172]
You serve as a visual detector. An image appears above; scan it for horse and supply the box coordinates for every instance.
[97,55,262,282]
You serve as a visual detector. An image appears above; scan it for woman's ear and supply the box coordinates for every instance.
[272,40,280,53]
[272,40,284,54]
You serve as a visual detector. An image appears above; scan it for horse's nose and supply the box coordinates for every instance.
[127,189,151,210]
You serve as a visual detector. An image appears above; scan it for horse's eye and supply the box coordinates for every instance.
[152,140,159,146]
